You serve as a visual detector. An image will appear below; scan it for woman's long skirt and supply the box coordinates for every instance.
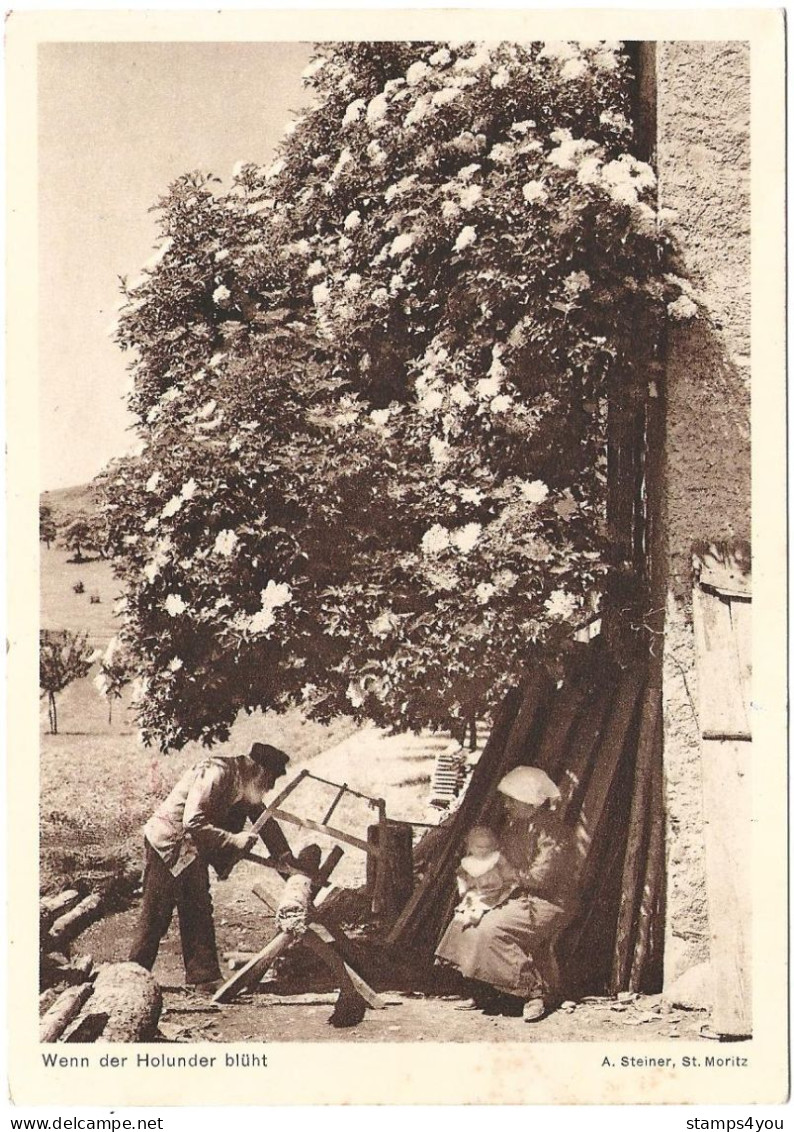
[435,894,566,999]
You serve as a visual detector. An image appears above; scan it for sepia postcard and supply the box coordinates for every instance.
[6,6,788,1107]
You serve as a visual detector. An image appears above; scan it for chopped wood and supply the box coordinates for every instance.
[610,688,661,993]
[72,955,94,979]
[48,892,103,948]
[557,684,616,820]
[40,952,89,989]
[40,983,94,1043]
[535,677,592,782]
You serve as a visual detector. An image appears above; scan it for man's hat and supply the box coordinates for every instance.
[249,742,290,775]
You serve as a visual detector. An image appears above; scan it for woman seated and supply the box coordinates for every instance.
[435,766,579,1022]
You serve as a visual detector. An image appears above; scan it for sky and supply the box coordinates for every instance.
[38,41,313,490]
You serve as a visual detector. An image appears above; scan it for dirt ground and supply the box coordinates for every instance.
[80,852,711,1045]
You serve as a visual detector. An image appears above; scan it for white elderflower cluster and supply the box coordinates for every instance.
[544,588,579,621]
[164,594,187,617]
[453,226,477,252]
[213,529,238,557]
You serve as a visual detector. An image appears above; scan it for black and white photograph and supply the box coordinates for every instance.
[7,7,787,1108]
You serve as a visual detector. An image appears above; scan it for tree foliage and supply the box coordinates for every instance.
[39,629,93,734]
[40,504,57,549]
[104,40,691,749]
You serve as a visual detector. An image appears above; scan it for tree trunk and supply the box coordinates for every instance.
[48,692,58,735]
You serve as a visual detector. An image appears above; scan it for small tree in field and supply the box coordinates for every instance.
[39,630,93,734]
[61,514,96,563]
[93,637,132,724]
[40,504,57,549]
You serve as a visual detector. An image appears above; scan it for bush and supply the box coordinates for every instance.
[104,40,690,749]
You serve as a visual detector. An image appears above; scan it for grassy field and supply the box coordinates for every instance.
[39,543,357,893]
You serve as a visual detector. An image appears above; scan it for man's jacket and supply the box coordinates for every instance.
[144,754,290,878]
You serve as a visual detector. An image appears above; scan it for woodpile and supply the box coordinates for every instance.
[39,884,162,1042]
[40,884,105,992]
[39,963,162,1043]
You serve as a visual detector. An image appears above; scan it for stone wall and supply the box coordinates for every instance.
[654,43,751,982]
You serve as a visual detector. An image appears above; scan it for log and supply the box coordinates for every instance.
[610,688,662,993]
[39,988,60,1016]
[87,963,162,1042]
[40,983,93,1043]
[369,820,413,923]
[40,890,81,928]
[48,893,103,948]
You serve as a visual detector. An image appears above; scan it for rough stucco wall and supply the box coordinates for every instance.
[655,42,751,982]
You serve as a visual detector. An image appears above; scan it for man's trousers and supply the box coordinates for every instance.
[128,839,222,985]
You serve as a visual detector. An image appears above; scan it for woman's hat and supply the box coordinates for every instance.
[497,766,561,808]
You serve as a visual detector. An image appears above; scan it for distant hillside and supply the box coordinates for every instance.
[41,482,101,521]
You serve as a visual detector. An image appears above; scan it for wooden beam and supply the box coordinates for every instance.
[629,748,666,992]
[610,688,661,993]
[247,769,310,837]
[212,932,295,1004]
[266,807,378,857]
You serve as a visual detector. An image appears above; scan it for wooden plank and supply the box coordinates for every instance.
[557,683,616,820]
[570,667,646,869]
[212,932,295,1003]
[610,689,661,993]
[730,597,753,738]
[700,738,752,1036]
[301,930,386,1010]
[629,746,666,992]
[537,677,592,781]
[692,586,750,739]
[500,673,550,770]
